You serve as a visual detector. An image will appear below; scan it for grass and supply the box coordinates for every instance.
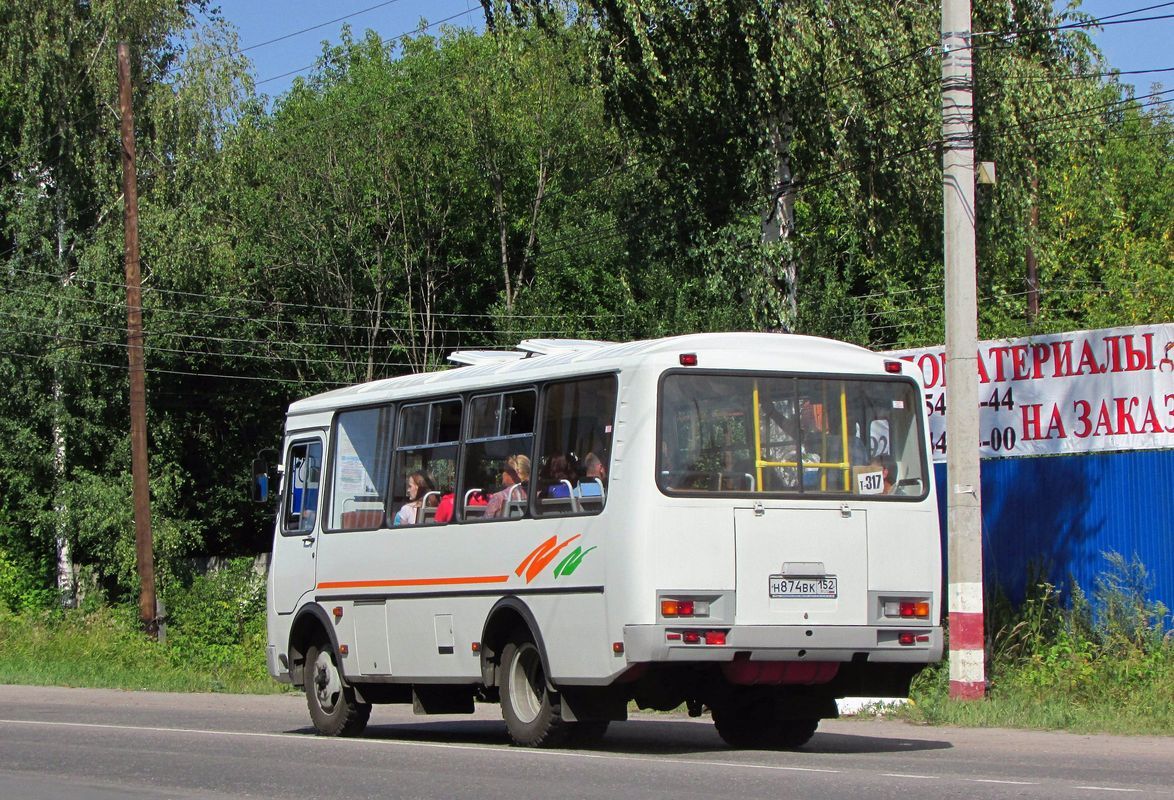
[0,604,284,694]
[891,650,1174,735]
[2,553,1170,737]
[888,554,1174,736]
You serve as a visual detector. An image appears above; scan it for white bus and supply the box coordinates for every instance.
[260,333,942,748]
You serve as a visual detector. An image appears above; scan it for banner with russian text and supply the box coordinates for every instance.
[888,323,1174,461]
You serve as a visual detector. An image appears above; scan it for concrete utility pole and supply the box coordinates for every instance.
[118,42,157,637]
[941,0,986,699]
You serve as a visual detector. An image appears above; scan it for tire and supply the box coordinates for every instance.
[567,720,610,747]
[774,718,819,749]
[713,700,819,750]
[499,637,569,747]
[305,643,371,737]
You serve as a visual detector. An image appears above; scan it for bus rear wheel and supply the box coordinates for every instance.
[499,636,569,747]
[712,702,819,750]
[305,643,371,737]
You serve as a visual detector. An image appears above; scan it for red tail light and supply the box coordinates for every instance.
[705,630,726,646]
[682,631,701,644]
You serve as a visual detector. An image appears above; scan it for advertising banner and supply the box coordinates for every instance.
[888,323,1174,461]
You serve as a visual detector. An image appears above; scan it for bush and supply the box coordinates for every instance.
[905,552,1174,734]
[163,557,269,686]
[0,546,59,613]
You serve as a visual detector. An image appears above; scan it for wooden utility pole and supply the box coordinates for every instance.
[941,0,985,698]
[118,42,157,637]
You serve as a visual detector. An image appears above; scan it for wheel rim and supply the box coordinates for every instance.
[312,649,342,713]
[507,643,546,724]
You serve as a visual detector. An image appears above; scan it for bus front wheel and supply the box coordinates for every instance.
[305,643,371,737]
[499,636,568,747]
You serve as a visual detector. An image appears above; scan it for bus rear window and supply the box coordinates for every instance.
[658,373,927,499]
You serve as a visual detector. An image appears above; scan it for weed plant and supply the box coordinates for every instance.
[0,557,281,694]
[903,553,1173,735]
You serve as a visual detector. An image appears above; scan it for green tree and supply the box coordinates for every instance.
[0,0,257,599]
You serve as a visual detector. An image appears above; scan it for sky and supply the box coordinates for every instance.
[211,0,1171,99]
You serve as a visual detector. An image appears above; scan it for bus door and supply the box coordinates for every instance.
[272,435,325,614]
[733,506,868,626]
[735,377,868,626]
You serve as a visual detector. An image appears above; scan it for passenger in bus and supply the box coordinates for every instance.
[542,454,576,498]
[575,452,607,497]
[484,454,531,518]
[434,492,455,523]
[393,471,436,526]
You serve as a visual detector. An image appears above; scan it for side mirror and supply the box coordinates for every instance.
[251,457,271,503]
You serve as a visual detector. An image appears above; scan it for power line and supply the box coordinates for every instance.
[255,7,479,87]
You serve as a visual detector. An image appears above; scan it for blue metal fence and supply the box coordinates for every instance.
[933,448,1174,611]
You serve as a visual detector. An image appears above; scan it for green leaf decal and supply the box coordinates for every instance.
[553,546,597,578]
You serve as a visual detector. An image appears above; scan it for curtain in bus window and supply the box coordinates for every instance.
[329,406,394,530]
[534,376,617,516]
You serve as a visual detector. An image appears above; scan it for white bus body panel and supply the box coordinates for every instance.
[266,333,943,689]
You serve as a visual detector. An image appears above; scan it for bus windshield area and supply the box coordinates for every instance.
[658,372,928,499]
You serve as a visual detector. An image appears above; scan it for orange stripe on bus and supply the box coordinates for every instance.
[317,575,510,590]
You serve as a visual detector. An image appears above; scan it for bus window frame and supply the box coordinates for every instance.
[655,368,930,502]
[280,436,325,536]
[457,386,537,524]
[531,371,620,519]
[323,402,396,534]
[391,396,464,527]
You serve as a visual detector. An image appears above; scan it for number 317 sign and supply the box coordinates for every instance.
[887,323,1174,461]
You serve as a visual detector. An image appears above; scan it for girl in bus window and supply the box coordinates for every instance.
[394,471,436,526]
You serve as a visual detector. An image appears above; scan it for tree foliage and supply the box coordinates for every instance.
[0,1,1169,602]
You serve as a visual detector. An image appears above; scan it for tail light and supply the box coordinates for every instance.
[661,598,709,618]
[883,598,930,619]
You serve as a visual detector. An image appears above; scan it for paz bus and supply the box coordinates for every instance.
[259,333,942,748]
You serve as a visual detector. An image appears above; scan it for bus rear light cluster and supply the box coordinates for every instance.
[883,599,930,619]
[661,598,710,618]
[898,632,931,646]
[667,630,727,645]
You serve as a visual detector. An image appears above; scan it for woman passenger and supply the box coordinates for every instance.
[394,471,436,526]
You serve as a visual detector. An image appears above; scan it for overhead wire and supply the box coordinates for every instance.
[3,3,1167,370]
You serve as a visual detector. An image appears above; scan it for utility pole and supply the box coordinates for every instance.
[761,113,798,332]
[941,0,985,699]
[118,42,157,637]
[1026,167,1040,325]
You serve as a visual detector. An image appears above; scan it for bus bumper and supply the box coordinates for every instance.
[623,624,943,664]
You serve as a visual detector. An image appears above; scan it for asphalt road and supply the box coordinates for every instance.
[0,685,1169,799]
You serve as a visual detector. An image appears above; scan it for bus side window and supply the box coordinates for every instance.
[461,391,535,522]
[328,405,394,531]
[391,399,461,527]
[535,376,617,517]
[282,440,322,534]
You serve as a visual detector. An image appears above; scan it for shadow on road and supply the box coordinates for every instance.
[287,717,952,756]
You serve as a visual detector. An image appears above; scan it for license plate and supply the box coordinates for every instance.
[769,575,838,599]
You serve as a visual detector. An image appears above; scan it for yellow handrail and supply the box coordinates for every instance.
[752,379,853,490]
[752,380,764,490]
